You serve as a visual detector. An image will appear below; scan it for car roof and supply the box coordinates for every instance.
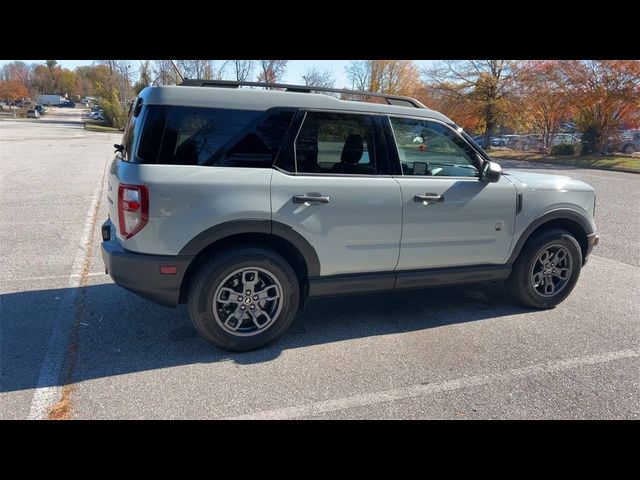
[139,85,454,124]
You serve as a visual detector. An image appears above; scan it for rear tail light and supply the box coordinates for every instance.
[118,184,149,239]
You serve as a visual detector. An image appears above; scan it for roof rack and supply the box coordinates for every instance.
[179,79,428,109]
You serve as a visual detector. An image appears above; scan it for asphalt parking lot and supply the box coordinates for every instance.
[1,112,639,419]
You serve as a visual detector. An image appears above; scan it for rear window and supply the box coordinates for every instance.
[135,106,295,167]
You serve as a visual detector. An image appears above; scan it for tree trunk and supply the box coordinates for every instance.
[484,103,494,151]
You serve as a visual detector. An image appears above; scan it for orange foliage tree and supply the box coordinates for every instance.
[422,61,519,148]
[559,60,640,153]
[0,80,28,102]
[513,60,573,152]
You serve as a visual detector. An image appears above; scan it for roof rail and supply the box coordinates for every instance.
[179,79,428,109]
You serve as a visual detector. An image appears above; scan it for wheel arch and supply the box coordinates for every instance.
[178,220,320,303]
[508,210,593,265]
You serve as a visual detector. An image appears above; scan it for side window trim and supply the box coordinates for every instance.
[292,110,308,174]
[386,115,484,178]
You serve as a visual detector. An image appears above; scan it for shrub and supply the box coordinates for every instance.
[551,144,577,156]
[95,86,127,129]
[579,125,599,155]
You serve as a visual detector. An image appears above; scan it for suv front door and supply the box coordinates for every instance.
[271,110,402,278]
[387,116,517,270]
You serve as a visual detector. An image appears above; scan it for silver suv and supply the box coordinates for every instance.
[101,80,599,351]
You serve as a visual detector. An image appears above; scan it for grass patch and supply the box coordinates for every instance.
[490,149,639,174]
[84,120,122,133]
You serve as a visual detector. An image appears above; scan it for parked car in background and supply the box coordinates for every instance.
[551,133,580,146]
[35,104,47,116]
[497,135,520,147]
[59,101,76,108]
[26,109,40,119]
[472,135,485,147]
[91,110,105,121]
[607,130,640,154]
[507,135,543,151]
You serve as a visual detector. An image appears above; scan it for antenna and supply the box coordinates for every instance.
[169,60,184,83]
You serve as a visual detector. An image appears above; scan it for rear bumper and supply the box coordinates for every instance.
[101,220,193,307]
[585,232,599,264]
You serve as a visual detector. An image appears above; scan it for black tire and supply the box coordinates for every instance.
[187,246,300,352]
[505,229,582,309]
[623,144,635,155]
[522,144,530,152]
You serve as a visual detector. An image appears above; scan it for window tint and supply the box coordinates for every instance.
[135,106,294,167]
[295,112,377,175]
[390,117,479,177]
[213,109,295,168]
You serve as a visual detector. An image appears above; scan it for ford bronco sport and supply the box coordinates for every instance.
[101,80,599,351]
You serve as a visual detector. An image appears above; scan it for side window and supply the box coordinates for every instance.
[136,106,293,167]
[214,109,295,168]
[158,107,261,166]
[389,117,479,177]
[295,112,378,175]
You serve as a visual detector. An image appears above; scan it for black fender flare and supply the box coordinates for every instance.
[507,209,594,264]
[178,219,321,277]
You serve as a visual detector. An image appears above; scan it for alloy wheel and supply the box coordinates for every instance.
[213,267,283,337]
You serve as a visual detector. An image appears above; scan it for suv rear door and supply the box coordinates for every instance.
[271,110,402,278]
[386,116,517,270]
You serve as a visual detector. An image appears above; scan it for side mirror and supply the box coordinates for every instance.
[482,160,502,183]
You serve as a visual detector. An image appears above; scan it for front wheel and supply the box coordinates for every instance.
[187,247,300,351]
[505,229,582,309]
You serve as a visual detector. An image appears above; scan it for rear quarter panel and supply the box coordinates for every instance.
[112,160,272,255]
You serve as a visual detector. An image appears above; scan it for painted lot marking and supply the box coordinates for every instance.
[27,155,109,420]
[228,347,640,420]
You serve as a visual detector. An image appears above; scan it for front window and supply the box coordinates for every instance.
[389,117,479,177]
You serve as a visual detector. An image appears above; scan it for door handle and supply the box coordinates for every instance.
[292,194,331,204]
[414,193,444,203]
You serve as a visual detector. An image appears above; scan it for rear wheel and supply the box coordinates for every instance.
[623,144,635,155]
[505,229,582,309]
[187,246,300,351]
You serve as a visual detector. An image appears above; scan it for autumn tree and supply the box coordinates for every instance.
[513,61,571,152]
[0,80,29,101]
[232,60,255,82]
[558,60,640,154]
[346,60,419,96]
[76,64,113,97]
[424,60,518,149]
[152,60,181,86]
[302,67,335,89]
[133,61,152,94]
[1,61,33,86]
[414,83,484,133]
[258,60,287,85]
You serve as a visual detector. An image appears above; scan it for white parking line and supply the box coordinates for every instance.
[227,347,640,420]
[27,155,109,420]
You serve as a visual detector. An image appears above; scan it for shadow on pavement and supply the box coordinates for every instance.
[1,281,529,393]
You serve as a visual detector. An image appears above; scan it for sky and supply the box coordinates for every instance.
[0,59,432,88]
